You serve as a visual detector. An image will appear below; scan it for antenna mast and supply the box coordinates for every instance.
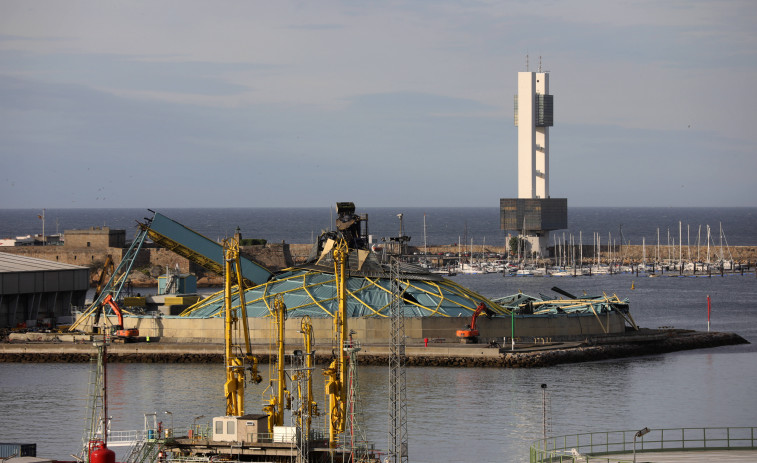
[388,258,408,463]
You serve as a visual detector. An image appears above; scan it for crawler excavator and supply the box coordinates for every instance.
[456,302,494,344]
[101,294,140,340]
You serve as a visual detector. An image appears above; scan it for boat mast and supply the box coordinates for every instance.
[656,228,660,265]
[719,222,724,265]
[679,221,683,269]
[642,237,646,268]
[597,233,600,267]
[697,225,701,262]
[667,228,671,266]
[687,224,691,262]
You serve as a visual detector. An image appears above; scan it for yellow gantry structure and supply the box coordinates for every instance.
[299,316,318,430]
[262,294,289,432]
[223,238,262,417]
[325,238,349,448]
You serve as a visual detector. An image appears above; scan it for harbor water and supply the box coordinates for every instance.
[1,273,756,463]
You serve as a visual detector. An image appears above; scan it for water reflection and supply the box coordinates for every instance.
[1,274,756,462]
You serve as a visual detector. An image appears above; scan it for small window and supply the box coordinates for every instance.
[87,242,91,247]
[227,420,235,435]
[215,421,224,435]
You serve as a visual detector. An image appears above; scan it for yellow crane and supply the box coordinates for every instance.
[299,316,318,430]
[263,294,289,432]
[324,237,349,448]
[223,237,262,417]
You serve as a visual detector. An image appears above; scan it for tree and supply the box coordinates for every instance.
[509,236,526,257]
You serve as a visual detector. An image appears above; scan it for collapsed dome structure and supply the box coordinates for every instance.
[180,202,510,320]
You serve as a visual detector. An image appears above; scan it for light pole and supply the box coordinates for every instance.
[541,384,547,442]
[633,427,650,463]
[164,411,173,437]
[397,213,404,256]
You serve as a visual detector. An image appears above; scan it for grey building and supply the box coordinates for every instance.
[0,253,89,329]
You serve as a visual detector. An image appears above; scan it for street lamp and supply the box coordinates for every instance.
[541,384,547,442]
[633,427,650,463]
[164,411,173,437]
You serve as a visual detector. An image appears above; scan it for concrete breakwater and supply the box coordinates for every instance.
[0,330,747,367]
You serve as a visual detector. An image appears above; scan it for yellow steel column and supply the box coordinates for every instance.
[301,316,317,429]
[223,240,239,416]
[275,294,286,426]
[326,238,349,448]
[264,294,287,431]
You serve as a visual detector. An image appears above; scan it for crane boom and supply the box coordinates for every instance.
[223,237,261,417]
[101,294,139,338]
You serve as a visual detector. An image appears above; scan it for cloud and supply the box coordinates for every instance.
[0,0,756,208]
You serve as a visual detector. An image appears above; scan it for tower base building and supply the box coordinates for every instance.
[500,198,567,257]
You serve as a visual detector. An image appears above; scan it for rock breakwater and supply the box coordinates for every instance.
[0,331,746,367]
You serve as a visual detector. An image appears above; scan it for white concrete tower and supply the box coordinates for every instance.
[501,65,564,259]
[516,71,552,199]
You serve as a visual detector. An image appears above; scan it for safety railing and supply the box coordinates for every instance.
[530,427,757,463]
[107,429,148,446]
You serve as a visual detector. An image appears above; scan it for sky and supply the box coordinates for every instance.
[1,0,756,209]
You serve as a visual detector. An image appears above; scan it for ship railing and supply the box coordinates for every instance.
[165,457,214,463]
[107,429,148,446]
[530,426,757,463]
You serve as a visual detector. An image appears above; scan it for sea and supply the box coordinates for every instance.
[1,206,756,247]
[1,208,756,463]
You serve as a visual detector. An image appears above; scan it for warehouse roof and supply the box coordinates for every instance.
[0,253,88,273]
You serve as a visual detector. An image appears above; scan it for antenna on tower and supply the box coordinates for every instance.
[526,54,529,72]
[538,56,542,73]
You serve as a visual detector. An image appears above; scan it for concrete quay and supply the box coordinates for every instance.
[0,329,747,367]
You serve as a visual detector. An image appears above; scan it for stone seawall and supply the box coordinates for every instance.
[0,331,746,367]
[418,244,757,264]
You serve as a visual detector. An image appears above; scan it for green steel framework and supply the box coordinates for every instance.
[179,267,512,319]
